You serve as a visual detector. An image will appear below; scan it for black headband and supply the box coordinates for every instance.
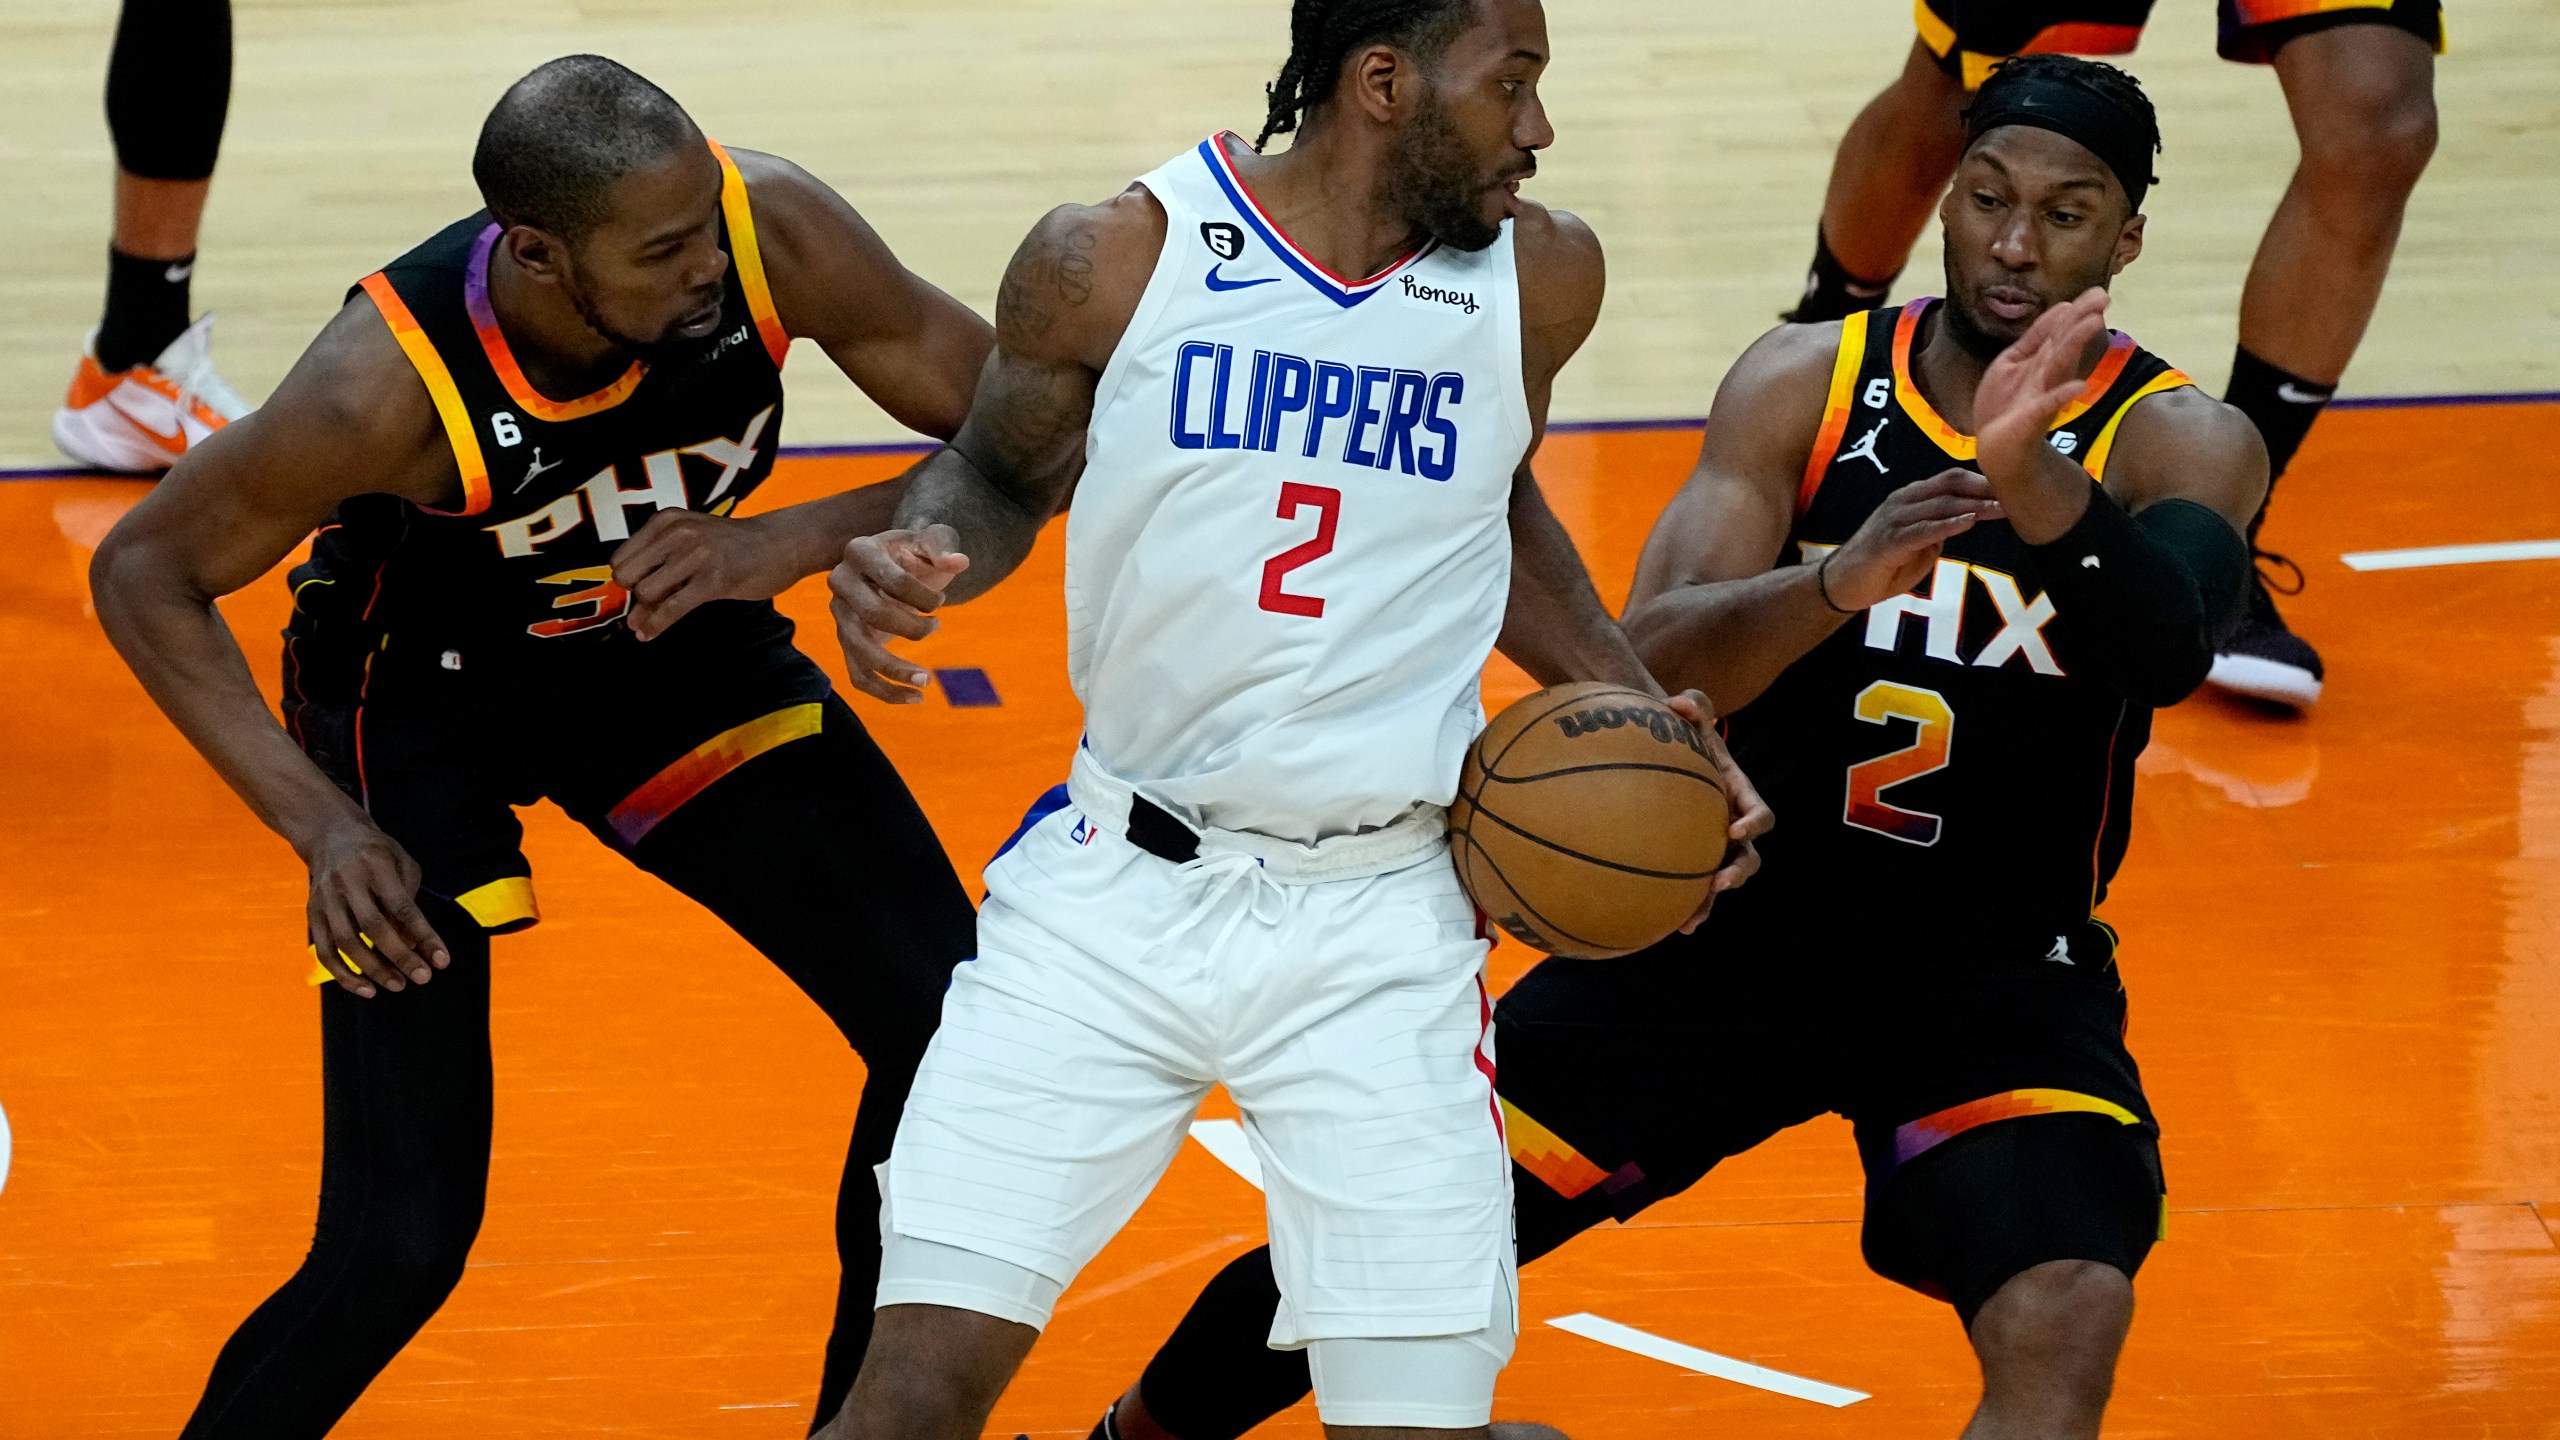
[1965,76,2158,212]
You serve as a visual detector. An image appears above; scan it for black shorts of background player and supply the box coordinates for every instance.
[90,57,994,1438]
[1088,56,2266,1440]
[1785,0,2442,711]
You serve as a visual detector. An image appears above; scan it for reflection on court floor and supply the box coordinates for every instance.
[1,401,2556,1436]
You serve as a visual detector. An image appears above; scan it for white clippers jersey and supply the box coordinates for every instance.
[1070,134,1533,844]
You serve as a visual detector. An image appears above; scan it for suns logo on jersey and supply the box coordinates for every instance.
[483,406,774,562]
[1799,544,2063,676]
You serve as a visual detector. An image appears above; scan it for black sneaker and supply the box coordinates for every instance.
[2206,554,2323,708]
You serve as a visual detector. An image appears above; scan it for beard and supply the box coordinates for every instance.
[1387,89,1509,253]
[1938,285,2018,364]
[566,276,724,375]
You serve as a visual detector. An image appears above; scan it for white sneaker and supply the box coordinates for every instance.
[53,315,254,473]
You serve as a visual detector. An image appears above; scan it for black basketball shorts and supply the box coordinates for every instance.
[284,630,841,956]
[1493,888,2165,1326]
[1915,0,2444,86]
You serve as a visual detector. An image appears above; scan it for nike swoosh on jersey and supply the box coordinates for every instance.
[1204,263,1280,292]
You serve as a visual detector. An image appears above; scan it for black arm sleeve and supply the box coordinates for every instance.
[2019,484,2250,707]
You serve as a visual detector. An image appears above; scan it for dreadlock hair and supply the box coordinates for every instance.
[473,55,698,244]
[1254,0,1479,151]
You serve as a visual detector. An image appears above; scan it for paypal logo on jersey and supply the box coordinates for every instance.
[1168,340,1463,481]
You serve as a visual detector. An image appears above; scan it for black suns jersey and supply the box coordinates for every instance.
[285,140,797,711]
[1726,297,2196,954]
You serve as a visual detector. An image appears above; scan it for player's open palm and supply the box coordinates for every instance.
[1975,286,2109,478]
[1823,469,2004,610]
[306,817,450,998]
[830,524,970,703]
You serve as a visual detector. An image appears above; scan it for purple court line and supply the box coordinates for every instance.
[8,388,2555,482]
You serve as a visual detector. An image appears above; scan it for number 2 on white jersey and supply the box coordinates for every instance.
[1259,482,1340,617]
[1844,680,1952,846]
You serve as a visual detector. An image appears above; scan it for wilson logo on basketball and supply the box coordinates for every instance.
[1449,683,1730,960]
[1551,704,1706,756]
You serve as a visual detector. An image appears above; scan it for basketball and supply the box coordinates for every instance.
[1449,682,1731,958]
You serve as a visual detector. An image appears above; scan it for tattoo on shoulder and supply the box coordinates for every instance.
[1000,221,1100,341]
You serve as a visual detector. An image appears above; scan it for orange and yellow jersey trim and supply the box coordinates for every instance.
[604,701,823,848]
[1799,309,1874,517]
[305,875,539,983]
[1889,298,2135,460]
[359,271,493,517]
[462,222,644,423]
[1915,0,2145,89]
[1503,1096,1651,1201]
[1892,1087,2141,1170]
[708,140,792,369]
[2233,0,2417,22]
[1504,1097,1610,1198]
[2080,367,2195,482]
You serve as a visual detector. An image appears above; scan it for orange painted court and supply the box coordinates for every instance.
[5,400,2557,1436]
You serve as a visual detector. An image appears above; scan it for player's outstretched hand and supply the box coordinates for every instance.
[1664,690,1774,936]
[616,509,807,641]
[830,524,970,703]
[1820,468,2004,611]
[1975,286,2109,480]
[305,816,450,998]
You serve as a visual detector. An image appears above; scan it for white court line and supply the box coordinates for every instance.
[1545,1312,1868,1408]
[1,1097,11,1197]
[1188,1119,1264,1190]
[2341,539,2560,571]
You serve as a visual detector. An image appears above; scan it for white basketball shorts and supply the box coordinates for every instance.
[879,751,1515,1354]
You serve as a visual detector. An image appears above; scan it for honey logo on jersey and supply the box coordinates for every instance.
[1799,543,2064,675]
[1168,340,1464,481]
[1398,274,1479,315]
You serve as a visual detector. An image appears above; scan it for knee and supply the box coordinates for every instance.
[1885,41,1972,131]
[327,1192,483,1313]
[1969,1260,2133,1422]
[2297,80,2438,201]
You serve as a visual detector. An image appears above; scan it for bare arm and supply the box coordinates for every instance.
[829,189,1164,701]
[1492,205,1650,690]
[616,150,1000,637]
[90,298,463,996]
[1499,203,1771,915]
[1621,323,2003,713]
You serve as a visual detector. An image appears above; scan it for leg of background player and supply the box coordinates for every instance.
[819,1302,1041,1439]
[177,894,494,1439]
[2212,22,2437,706]
[1094,1175,1613,1440]
[617,698,976,1432]
[1784,40,1970,322]
[1960,1260,2135,1440]
[59,0,251,471]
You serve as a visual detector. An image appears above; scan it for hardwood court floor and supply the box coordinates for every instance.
[3,403,2558,1436]
[4,0,2557,466]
